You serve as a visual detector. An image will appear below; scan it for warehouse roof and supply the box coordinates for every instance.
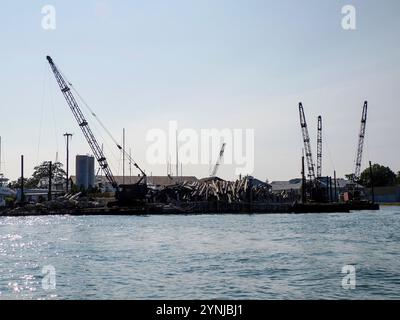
[270,179,303,192]
[71,175,199,187]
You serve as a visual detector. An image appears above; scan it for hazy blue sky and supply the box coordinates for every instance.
[0,0,399,181]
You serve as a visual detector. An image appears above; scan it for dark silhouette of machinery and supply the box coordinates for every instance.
[46,56,147,205]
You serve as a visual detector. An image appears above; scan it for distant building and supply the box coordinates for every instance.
[270,178,364,199]
[270,179,303,195]
[365,186,400,203]
[0,174,15,207]
[70,175,199,192]
[16,188,60,203]
[37,177,65,191]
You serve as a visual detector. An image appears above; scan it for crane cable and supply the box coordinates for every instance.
[49,74,60,157]
[56,66,146,176]
[38,62,60,164]
[37,61,47,164]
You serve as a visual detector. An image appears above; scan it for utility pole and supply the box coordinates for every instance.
[301,154,306,203]
[176,130,179,178]
[129,148,132,184]
[122,128,125,185]
[20,155,24,205]
[63,133,73,192]
[369,161,375,203]
[334,171,337,202]
[326,176,330,202]
[48,161,52,201]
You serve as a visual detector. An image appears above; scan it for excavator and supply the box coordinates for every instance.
[46,56,147,206]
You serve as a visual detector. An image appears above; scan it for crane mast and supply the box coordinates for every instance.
[299,103,316,181]
[211,143,226,177]
[354,101,368,182]
[46,56,118,189]
[316,115,322,178]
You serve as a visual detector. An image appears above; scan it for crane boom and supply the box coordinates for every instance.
[316,115,322,178]
[46,56,118,188]
[354,101,368,181]
[299,103,316,180]
[211,143,226,177]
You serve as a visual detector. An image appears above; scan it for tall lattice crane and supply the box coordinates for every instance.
[299,103,316,180]
[316,115,322,178]
[354,101,368,182]
[46,56,118,188]
[211,143,226,177]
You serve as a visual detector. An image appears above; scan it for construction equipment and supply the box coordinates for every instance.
[344,101,368,203]
[210,143,226,177]
[46,56,147,205]
[354,101,368,182]
[298,105,329,203]
[316,115,322,178]
[298,103,316,181]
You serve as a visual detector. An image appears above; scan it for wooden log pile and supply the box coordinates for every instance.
[154,176,293,204]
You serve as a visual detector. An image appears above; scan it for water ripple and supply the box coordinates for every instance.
[0,208,399,299]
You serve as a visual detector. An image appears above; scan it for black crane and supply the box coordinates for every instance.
[299,103,316,181]
[47,56,147,204]
[354,101,368,182]
[316,115,322,178]
[46,56,118,189]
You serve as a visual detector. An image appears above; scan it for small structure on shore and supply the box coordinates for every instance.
[0,174,15,207]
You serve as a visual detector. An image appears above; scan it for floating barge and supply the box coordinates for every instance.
[0,200,380,217]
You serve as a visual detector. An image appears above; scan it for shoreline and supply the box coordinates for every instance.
[0,202,381,217]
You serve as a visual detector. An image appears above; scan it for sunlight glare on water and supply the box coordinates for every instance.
[0,206,399,300]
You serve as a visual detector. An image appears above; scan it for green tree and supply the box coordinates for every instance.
[397,171,400,185]
[359,163,396,187]
[30,161,67,187]
[9,162,67,189]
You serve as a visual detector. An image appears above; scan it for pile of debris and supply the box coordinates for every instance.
[0,193,104,216]
[153,176,294,204]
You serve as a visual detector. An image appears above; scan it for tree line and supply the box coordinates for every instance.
[9,161,66,189]
[7,161,400,190]
[353,164,400,188]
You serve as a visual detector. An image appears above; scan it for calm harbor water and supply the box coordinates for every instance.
[0,206,399,300]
